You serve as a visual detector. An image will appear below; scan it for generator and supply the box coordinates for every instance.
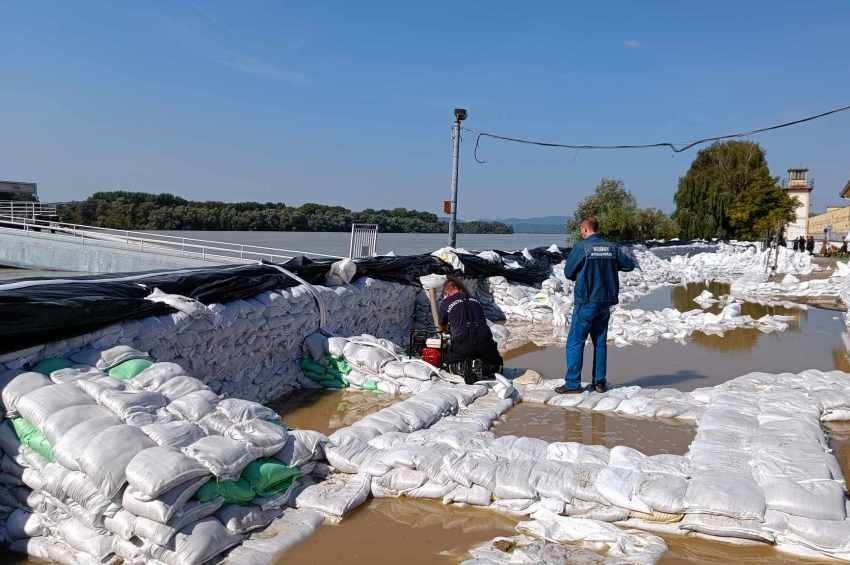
[407,329,495,384]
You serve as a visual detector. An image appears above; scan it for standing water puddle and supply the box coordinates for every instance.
[507,282,850,390]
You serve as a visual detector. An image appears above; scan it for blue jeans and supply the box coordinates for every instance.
[564,302,612,389]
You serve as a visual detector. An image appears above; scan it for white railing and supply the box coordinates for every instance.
[0,201,58,220]
[349,223,379,258]
[0,214,344,265]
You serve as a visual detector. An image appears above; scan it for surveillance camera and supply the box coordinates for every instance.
[454,108,467,122]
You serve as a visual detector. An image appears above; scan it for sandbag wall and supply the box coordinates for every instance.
[0,278,419,404]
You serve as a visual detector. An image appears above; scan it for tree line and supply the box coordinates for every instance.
[569,140,797,242]
[57,192,513,234]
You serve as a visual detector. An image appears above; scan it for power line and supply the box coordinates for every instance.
[468,103,850,163]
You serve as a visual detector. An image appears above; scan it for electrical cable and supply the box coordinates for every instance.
[467,103,850,163]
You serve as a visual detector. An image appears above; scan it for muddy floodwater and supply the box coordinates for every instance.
[508,282,850,390]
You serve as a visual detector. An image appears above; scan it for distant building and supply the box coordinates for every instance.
[0,180,37,198]
[808,206,850,239]
[783,168,812,240]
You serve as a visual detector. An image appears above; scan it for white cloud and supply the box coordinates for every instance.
[624,40,641,49]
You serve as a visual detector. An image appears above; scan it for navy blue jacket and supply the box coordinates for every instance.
[564,234,636,305]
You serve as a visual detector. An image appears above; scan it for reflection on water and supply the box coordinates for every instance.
[493,403,694,456]
[268,388,400,435]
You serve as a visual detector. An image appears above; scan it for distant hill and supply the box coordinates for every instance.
[494,216,569,234]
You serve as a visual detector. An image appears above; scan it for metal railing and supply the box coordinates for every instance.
[0,214,345,265]
[349,223,379,259]
[0,201,58,221]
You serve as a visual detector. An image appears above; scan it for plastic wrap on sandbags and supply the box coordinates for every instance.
[126,446,211,500]
[225,419,288,457]
[79,424,156,499]
[122,475,210,524]
[2,372,51,418]
[53,415,123,471]
[295,473,371,518]
[183,435,261,481]
[142,421,207,450]
[167,390,220,422]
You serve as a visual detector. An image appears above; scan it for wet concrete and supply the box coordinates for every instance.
[507,282,850,391]
[493,402,695,456]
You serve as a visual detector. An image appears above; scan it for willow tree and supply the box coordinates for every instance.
[673,141,795,240]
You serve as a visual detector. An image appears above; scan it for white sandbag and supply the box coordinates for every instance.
[761,478,846,520]
[775,511,850,553]
[442,483,493,506]
[342,342,396,373]
[104,509,136,541]
[595,467,652,514]
[443,452,499,490]
[225,419,288,457]
[10,537,77,565]
[58,470,113,519]
[50,366,104,384]
[493,460,537,500]
[152,517,243,565]
[296,472,371,518]
[54,415,123,471]
[546,442,610,466]
[99,389,168,419]
[156,375,208,402]
[637,473,687,514]
[6,508,46,539]
[146,288,213,320]
[74,375,124,402]
[57,517,115,562]
[491,435,549,461]
[79,424,156,499]
[134,499,225,547]
[17,382,95,430]
[679,513,774,543]
[167,390,220,422]
[198,409,234,436]
[325,258,357,286]
[327,337,349,358]
[684,472,766,520]
[41,403,114,445]
[142,421,207,449]
[183,435,261,480]
[216,398,280,424]
[274,429,327,467]
[371,468,428,498]
[122,476,210,524]
[132,362,187,391]
[224,508,324,565]
[126,446,211,500]
[2,372,51,417]
[96,345,151,371]
[216,504,284,535]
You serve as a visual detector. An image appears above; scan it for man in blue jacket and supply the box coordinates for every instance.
[555,217,636,394]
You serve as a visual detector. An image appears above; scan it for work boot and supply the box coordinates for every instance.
[554,384,584,395]
[592,382,608,393]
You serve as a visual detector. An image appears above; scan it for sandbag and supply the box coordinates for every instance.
[99,389,168,419]
[242,457,300,498]
[32,357,75,375]
[679,513,774,543]
[10,418,54,462]
[126,446,211,500]
[142,421,207,449]
[216,398,280,424]
[183,435,261,480]
[295,473,371,518]
[155,375,208,402]
[152,517,243,565]
[167,390,220,422]
[274,429,327,467]
[134,499,224,547]
[6,508,46,539]
[49,366,103,385]
[216,504,283,534]
[16,382,95,431]
[595,467,652,514]
[96,345,151,371]
[79,424,156,499]
[109,358,155,380]
[761,478,846,520]
[684,472,766,520]
[57,517,115,562]
[637,473,688,514]
[195,478,255,505]
[41,404,114,445]
[225,419,288,457]
[132,362,186,391]
[2,372,51,418]
[122,475,210,524]
[74,375,124,402]
[328,337,348,357]
[224,508,324,564]
[53,415,123,471]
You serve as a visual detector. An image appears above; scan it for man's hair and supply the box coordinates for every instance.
[580,217,599,232]
[443,276,469,295]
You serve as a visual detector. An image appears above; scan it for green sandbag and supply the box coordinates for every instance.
[108,358,154,380]
[242,458,301,498]
[195,478,255,505]
[361,380,378,391]
[328,357,352,376]
[10,419,53,462]
[300,358,328,375]
[32,358,74,375]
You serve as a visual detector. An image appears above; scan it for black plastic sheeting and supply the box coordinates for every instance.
[0,248,572,354]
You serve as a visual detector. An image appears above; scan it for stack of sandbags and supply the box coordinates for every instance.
[0,278,420,407]
[0,345,330,564]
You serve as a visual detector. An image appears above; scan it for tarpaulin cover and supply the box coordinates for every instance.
[0,248,571,354]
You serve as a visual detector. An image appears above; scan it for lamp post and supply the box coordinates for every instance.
[448,108,467,248]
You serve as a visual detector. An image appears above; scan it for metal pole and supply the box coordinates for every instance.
[448,113,463,248]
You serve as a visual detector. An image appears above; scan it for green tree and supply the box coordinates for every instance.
[568,178,639,240]
[673,141,795,240]
[635,208,679,241]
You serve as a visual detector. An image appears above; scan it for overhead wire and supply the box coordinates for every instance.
[466,103,850,163]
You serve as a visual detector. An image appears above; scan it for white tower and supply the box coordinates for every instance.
[783,168,812,239]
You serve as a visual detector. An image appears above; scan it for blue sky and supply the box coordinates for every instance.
[2,1,849,219]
